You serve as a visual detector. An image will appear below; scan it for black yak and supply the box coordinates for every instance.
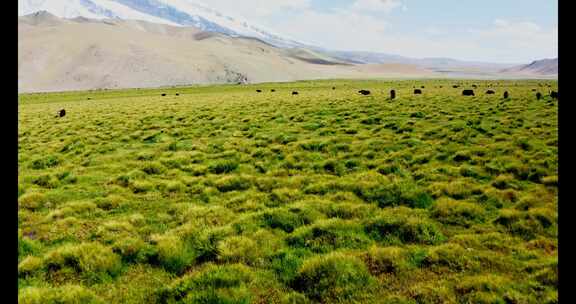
[359,90,371,95]
[536,92,542,100]
[56,109,66,118]
[256,89,262,93]
[390,89,396,100]
[550,91,558,99]
[462,90,475,96]
[161,93,166,96]
[504,91,509,99]
[292,91,299,95]
[486,90,495,95]
[414,89,422,94]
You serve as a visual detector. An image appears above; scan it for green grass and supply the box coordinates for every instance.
[18,79,557,303]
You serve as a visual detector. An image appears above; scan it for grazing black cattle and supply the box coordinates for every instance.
[256,89,262,93]
[161,93,166,96]
[87,97,91,100]
[56,109,66,118]
[271,89,276,92]
[439,86,443,88]
[358,90,371,95]
[175,93,180,96]
[550,91,558,99]
[332,87,336,90]
[292,91,299,95]
[421,86,425,89]
[390,89,396,100]
[414,89,422,95]
[486,90,495,95]
[536,92,542,100]
[462,89,475,96]
[453,85,459,88]
[472,84,478,88]
[503,91,509,99]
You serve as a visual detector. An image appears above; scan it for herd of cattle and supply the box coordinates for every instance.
[352,88,556,100]
[250,85,558,101]
[54,84,558,118]
[159,84,558,101]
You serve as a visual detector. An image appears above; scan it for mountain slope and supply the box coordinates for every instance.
[18,0,303,48]
[501,58,558,75]
[18,13,437,93]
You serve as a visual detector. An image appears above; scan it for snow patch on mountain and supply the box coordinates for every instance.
[18,0,303,47]
[19,0,181,26]
[19,0,104,19]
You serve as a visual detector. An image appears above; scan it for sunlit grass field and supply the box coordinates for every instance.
[18,79,558,303]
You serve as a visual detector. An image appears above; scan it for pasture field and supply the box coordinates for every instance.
[18,79,558,303]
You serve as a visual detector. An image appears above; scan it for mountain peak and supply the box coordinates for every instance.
[528,57,557,65]
[20,10,63,26]
[501,58,558,75]
[32,10,54,17]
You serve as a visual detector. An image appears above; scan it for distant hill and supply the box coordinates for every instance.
[18,12,437,93]
[501,58,558,76]
[18,10,556,93]
[314,49,517,71]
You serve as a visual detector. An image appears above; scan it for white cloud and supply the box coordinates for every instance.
[273,14,556,63]
[473,19,543,38]
[466,19,557,61]
[350,34,482,60]
[194,1,555,63]
[270,9,390,48]
[424,26,444,36]
[379,20,556,63]
[351,0,405,13]
[196,0,310,18]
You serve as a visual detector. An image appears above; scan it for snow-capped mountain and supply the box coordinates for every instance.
[18,0,304,47]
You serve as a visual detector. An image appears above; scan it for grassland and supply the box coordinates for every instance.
[18,79,558,303]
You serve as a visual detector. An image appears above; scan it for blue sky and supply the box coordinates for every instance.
[203,0,558,63]
[310,0,557,27]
